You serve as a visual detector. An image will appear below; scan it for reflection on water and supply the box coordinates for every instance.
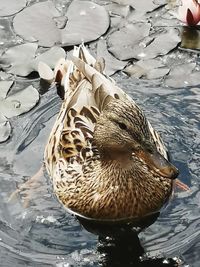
[180,26,200,51]
[79,216,182,267]
[0,76,199,266]
[97,234,181,267]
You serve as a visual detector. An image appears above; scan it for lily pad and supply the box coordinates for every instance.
[13,1,61,47]
[0,43,66,76]
[153,0,166,5]
[124,59,170,79]
[97,39,127,76]
[0,0,26,17]
[33,46,66,71]
[1,43,38,76]
[164,63,200,88]
[108,22,151,60]
[136,28,181,59]
[0,80,13,98]
[0,81,39,142]
[109,27,180,60]
[105,3,131,18]
[112,0,158,14]
[0,114,11,143]
[13,1,110,47]
[61,1,110,46]
[0,81,39,118]
[38,62,54,83]
[0,71,12,80]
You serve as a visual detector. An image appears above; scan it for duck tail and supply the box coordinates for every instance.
[38,44,107,100]
[61,44,106,100]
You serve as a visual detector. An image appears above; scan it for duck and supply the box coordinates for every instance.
[43,44,179,223]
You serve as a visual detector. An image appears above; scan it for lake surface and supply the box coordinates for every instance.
[0,0,200,266]
[0,75,199,266]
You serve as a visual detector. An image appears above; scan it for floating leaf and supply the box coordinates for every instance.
[0,0,26,17]
[108,22,151,60]
[153,0,166,5]
[97,39,127,76]
[124,59,170,79]
[1,43,38,76]
[38,62,54,82]
[105,3,131,18]
[137,29,181,59]
[32,46,66,71]
[0,81,39,142]
[13,1,61,47]
[0,114,11,143]
[0,71,12,80]
[109,27,180,60]
[13,1,110,47]
[0,80,13,99]
[0,43,66,76]
[38,57,70,86]
[61,1,110,46]
[112,0,158,14]
[164,63,200,88]
[0,81,39,118]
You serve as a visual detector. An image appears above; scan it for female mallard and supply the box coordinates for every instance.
[44,45,179,223]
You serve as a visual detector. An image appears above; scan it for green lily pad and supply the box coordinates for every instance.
[124,59,170,79]
[13,1,61,47]
[108,22,151,60]
[0,81,39,142]
[0,80,13,98]
[1,43,38,76]
[108,27,180,60]
[0,0,26,17]
[0,114,11,143]
[164,63,200,88]
[112,0,158,14]
[0,43,66,76]
[105,3,131,18]
[13,1,110,47]
[136,29,181,60]
[0,81,39,118]
[97,39,127,76]
[61,1,110,46]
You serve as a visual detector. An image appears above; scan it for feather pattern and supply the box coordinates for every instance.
[44,45,175,222]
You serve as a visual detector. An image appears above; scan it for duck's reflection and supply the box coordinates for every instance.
[78,213,182,267]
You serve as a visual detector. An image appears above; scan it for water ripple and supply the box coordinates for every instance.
[0,77,199,266]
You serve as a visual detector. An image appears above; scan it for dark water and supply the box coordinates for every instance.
[0,74,199,266]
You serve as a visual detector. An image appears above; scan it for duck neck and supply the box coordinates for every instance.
[99,148,136,173]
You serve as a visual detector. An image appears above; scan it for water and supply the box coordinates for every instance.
[0,74,199,266]
[0,0,200,265]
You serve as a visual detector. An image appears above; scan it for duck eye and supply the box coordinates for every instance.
[118,122,127,130]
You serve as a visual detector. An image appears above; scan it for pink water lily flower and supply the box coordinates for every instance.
[177,0,200,26]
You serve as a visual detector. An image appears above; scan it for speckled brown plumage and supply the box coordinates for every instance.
[44,44,178,223]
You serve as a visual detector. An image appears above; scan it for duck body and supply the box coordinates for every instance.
[43,45,178,223]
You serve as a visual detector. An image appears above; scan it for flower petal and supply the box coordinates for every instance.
[186,8,196,25]
[192,1,200,23]
[188,0,199,15]
[177,0,200,25]
[177,5,188,22]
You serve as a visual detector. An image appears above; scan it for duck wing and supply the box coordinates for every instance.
[44,45,168,186]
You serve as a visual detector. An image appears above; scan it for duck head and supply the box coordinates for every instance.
[93,99,179,180]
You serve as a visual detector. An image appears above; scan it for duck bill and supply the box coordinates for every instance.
[135,149,179,179]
